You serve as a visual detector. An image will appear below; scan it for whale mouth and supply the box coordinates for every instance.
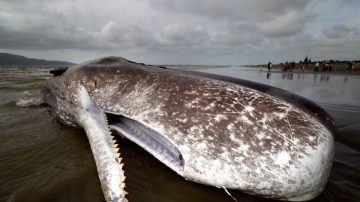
[106,113,184,176]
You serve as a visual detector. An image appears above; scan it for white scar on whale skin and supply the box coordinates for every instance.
[42,57,334,201]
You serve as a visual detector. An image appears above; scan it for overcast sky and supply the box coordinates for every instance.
[0,0,359,65]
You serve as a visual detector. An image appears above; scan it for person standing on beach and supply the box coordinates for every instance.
[268,61,272,71]
[346,62,352,71]
[299,61,305,72]
[314,62,320,72]
[329,60,333,72]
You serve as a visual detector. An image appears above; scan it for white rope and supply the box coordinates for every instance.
[222,186,238,202]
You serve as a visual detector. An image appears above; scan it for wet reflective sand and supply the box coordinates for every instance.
[0,67,359,202]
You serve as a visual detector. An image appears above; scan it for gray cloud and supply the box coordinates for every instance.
[0,0,93,50]
[0,0,359,64]
[214,22,262,46]
[322,24,358,39]
[148,0,242,20]
[245,0,311,16]
[93,21,155,49]
[259,9,316,37]
[157,23,210,46]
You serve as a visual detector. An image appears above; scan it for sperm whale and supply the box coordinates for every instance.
[42,57,334,201]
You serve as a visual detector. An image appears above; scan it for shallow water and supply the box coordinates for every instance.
[0,67,359,202]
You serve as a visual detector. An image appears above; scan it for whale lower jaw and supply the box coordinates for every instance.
[107,112,185,176]
[106,111,332,202]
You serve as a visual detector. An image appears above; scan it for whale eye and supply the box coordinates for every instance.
[87,79,97,90]
[50,67,68,76]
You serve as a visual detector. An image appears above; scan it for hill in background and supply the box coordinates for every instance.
[0,53,73,66]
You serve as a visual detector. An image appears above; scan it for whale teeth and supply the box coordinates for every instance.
[101,111,128,200]
[121,191,128,198]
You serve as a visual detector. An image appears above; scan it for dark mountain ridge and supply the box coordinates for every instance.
[0,53,73,66]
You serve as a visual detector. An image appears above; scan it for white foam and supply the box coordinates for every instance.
[16,96,43,107]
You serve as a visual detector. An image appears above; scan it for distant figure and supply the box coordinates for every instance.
[283,61,289,71]
[268,62,272,71]
[314,62,320,72]
[291,61,295,72]
[321,62,326,72]
[329,61,333,72]
[299,61,304,72]
[323,63,329,72]
[346,62,352,71]
[352,62,356,71]
[304,56,309,69]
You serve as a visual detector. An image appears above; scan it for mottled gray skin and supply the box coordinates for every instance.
[42,57,334,201]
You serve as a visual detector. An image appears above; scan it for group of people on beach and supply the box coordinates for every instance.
[281,61,300,72]
[267,56,358,73]
[346,61,355,71]
[276,56,312,72]
[314,60,334,72]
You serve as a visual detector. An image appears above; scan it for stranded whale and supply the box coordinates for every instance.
[42,57,334,201]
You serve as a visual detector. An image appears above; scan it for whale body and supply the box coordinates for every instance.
[42,57,334,201]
